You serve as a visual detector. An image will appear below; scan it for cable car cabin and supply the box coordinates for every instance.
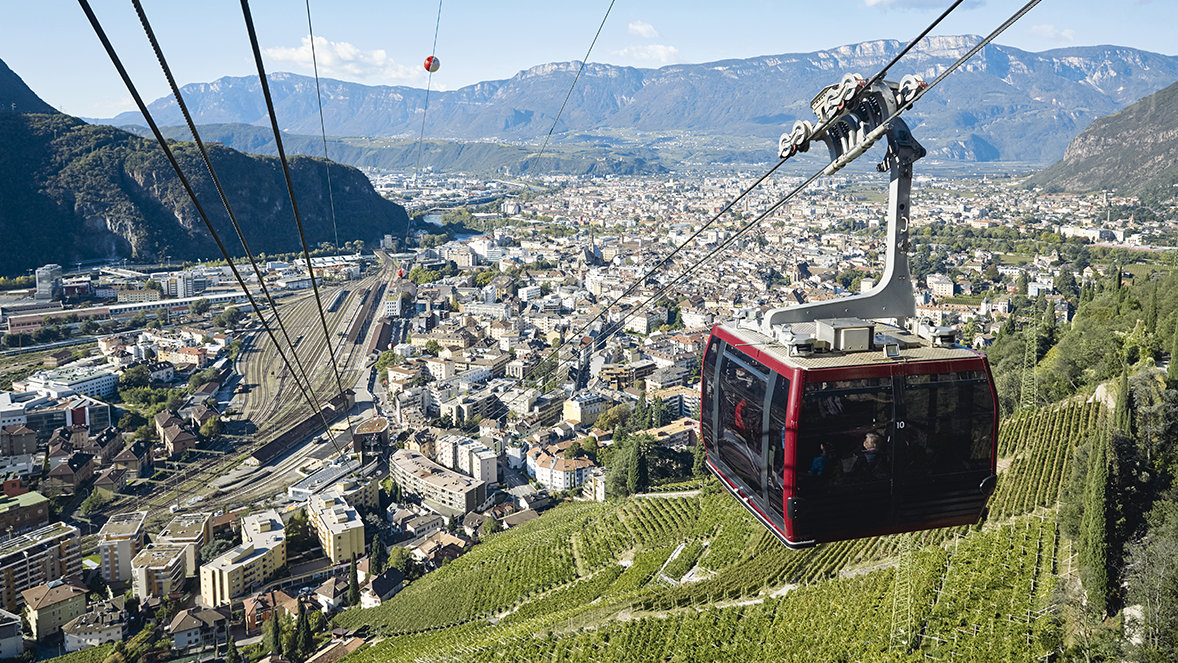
[701,318,998,549]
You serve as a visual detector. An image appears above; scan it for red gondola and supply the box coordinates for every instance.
[701,319,998,549]
[700,75,999,548]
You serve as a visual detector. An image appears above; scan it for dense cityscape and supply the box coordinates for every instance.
[0,164,1169,660]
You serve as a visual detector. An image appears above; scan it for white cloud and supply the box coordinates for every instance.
[1030,23,1076,42]
[263,36,421,84]
[627,20,660,39]
[613,44,681,65]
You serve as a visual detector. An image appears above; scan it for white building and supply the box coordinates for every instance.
[926,273,955,298]
[18,367,117,400]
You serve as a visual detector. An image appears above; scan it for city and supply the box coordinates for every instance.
[0,164,1169,660]
[3,1,1178,660]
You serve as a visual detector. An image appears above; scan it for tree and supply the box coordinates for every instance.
[1079,429,1113,617]
[200,538,234,564]
[692,441,708,478]
[190,298,211,315]
[348,557,360,606]
[200,417,221,439]
[80,488,108,515]
[1125,497,1178,660]
[1115,369,1132,435]
[369,538,386,575]
[424,340,441,356]
[626,444,648,495]
[1169,325,1178,384]
[485,517,502,535]
[215,306,243,328]
[387,546,420,580]
[294,600,312,661]
[264,614,282,656]
[118,365,150,390]
[225,636,240,663]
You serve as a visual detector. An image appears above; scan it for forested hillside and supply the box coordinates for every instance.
[0,112,409,276]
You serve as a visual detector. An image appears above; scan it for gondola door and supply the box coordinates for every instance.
[714,346,770,512]
[791,374,897,544]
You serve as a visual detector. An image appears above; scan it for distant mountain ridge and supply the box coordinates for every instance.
[1027,79,1178,200]
[0,59,408,277]
[95,35,1178,164]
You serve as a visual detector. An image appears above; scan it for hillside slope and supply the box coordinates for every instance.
[1027,79,1178,200]
[335,402,1095,661]
[96,37,1178,164]
[0,113,409,276]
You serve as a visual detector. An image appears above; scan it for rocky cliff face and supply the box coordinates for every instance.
[96,36,1178,164]
[1027,80,1178,199]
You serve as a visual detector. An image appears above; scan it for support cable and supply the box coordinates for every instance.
[406,0,444,248]
[490,0,1042,419]
[128,0,345,460]
[79,0,344,461]
[241,0,358,438]
[528,0,616,172]
[305,0,341,250]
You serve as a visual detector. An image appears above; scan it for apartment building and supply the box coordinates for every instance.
[131,545,187,600]
[562,392,606,427]
[199,510,286,607]
[22,579,86,641]
[62,598,126,652]
[97,511,146,583]
[389,449,486,516]
[435,435,498,487]
[306,493,365,565]
[158,512,212,577]
[0,522,82,612]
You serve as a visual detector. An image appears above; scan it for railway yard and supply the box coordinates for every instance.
[96,256,398,532]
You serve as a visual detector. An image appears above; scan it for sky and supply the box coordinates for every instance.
[2,0,1177,118]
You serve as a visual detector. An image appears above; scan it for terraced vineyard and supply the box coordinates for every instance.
[339,400,1093,662]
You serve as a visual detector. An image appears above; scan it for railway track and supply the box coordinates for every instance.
[104,261,394,527]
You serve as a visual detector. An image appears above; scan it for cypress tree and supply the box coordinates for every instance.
[294,600,312,661]
[692,441,708,478]
[1146,283,1158,332]
[1079,430,1112,616]
[1114,369,1132,435]
[348,558,360,606]
[370,538,386,575]
[636,444,649,492]
[1169,325,1178,384]
[626,445,640,496]
[266,614,282,656]
[225,636,240,663]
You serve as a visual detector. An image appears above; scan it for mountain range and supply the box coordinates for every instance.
[0,59,408,277]
[97,36,1178,165]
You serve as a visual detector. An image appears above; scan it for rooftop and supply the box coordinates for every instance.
[354,417,389,435]
[131,545,186,569]
[0,491,47,514]
[308,493,363,537]
[0,521,78,559]
[390,449,485,495]
[99,511,147,540]
[160,512,211,543]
